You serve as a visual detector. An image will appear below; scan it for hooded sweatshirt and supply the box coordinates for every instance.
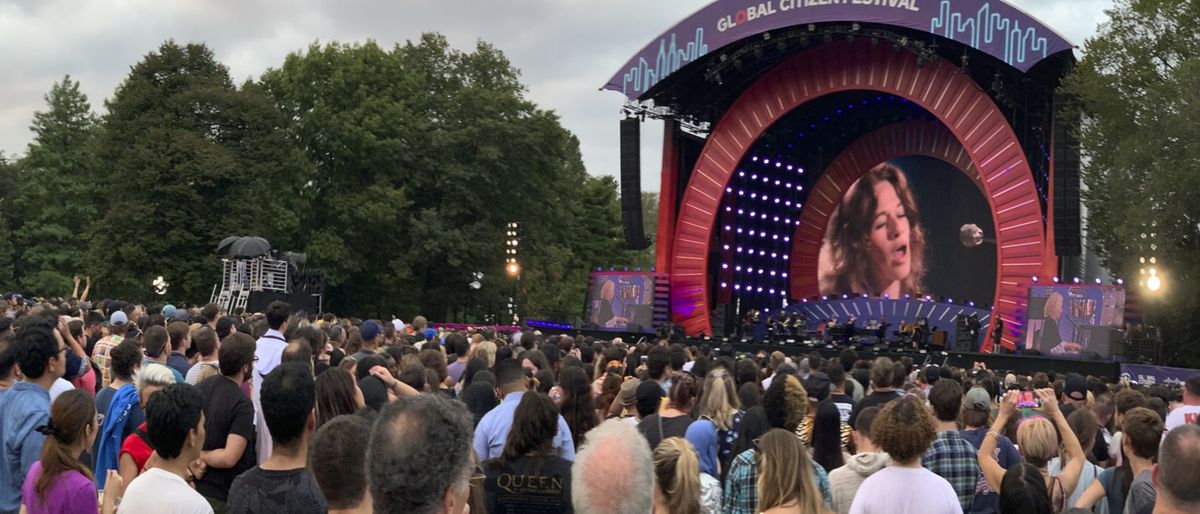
[828,452,891,514]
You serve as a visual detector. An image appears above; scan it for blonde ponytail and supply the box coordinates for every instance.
[653,437,702,514]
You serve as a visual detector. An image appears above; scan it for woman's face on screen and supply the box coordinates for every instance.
[866,180,911,288]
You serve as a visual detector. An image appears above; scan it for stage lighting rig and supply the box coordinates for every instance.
[505,222,520,277]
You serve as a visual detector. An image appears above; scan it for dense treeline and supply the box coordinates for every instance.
[0,36,651,322]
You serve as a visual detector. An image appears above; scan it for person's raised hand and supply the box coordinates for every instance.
[369,365,396,385]
[999,390,1019,420]
[1034,388,1059,416]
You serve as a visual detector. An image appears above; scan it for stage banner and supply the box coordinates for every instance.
[1024,285,1125,358]
[1120,364,1200,387]
[606,0,1073,98]
[583,272,657,333]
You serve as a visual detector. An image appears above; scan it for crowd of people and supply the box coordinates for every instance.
[1,295,1199,514]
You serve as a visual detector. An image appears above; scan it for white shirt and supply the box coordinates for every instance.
[48,378,74,403]
[253,329,288,462]
[119,468,213,514]
[761,374,776,391]
[1164,404,1200,432]
[848,465,963,514]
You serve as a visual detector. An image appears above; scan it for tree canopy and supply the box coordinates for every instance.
[0,36,649,325]
[1062,0,1200,365]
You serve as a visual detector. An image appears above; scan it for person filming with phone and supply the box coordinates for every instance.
[976,388,1086,514]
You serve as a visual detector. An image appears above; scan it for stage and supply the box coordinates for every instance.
[550,326,1124,381]
[603,0,1090,353]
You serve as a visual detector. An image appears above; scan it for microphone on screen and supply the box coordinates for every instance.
[959,224,995,247]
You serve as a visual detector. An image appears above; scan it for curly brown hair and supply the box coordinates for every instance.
[763,374,809,431]
[871,395,935,463]
[819,162,927,296]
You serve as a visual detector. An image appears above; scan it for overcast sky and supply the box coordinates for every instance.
[0,0,1112,192]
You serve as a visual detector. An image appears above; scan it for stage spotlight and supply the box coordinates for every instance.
[1147,274,1162,292]
[1031,276,1039,283]
[1073,277,1081,284]
[1095,278,1102,284]
[1117,278,1124,285]
[1053,276,1060,283]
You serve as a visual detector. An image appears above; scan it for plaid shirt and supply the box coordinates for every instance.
[922,430,981,513]
[91,335,123,388]
[723,448,832,514]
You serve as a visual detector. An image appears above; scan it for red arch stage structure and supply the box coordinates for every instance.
[604,1,1078,348]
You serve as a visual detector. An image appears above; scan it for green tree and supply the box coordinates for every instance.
[88,41,303,302]
[0,153,18,288]
[1062,0,1200,366]
[262,35,637,320]
[15,76,100,296]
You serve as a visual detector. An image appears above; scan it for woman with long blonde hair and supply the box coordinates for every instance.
[686,369,743,479]
[654,437,721,514]
[755,429,828,514]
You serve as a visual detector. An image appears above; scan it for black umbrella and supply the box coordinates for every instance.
[217,236,241,255]
[228,236,271,258]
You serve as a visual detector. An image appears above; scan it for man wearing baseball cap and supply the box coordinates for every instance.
[352,320,382,362]
[1060,373,1088,418]
[91,310,131,388]
[958,386,1020,514]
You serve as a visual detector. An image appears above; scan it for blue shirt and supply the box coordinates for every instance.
[473,391,575,462]
[0,382,51,514]
[167,352,191,378]
[143,359,185,384]
[960,426,1021,514]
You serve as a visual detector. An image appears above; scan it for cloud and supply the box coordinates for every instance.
[0,0,1112,192]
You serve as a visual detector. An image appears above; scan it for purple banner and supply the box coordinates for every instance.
[1120,364,1200,387]
[605,0,1073,99]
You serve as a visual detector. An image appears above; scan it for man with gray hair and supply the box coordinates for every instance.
[1154,424,1200,514]
[369,394,475,514]
[571,419,654,514]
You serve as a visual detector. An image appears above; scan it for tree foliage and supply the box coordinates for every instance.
[261,35,638,320]
[0,153,17,287]
[87,41,303,301]
[5,36,643,324]
[14,76,99,296]
[1062,0,1200,365]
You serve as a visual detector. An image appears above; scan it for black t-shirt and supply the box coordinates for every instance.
[483,455,574,514]
[1037,318,1062,353]
[637,414,694,450]
[849,390,899,427]
[195,375,257,501]
[227,466,327,514]
[830,393,855,425]
[1092,427,1111,463]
